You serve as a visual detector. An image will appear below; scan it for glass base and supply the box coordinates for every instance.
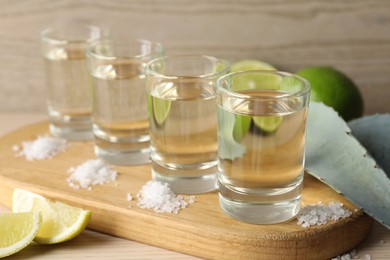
[49,124,93,141]
[219,195,301,224]
[95,145,150,166]
[151,162,218,194]
[218,177,303,224]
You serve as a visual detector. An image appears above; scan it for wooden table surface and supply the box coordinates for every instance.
[1,113,389,260]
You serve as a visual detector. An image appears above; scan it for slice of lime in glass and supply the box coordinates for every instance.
[231,60,280,92]
[232,114,252,142]
[253,116,283,134]
[152,96,171,126]
[147,95,153,117]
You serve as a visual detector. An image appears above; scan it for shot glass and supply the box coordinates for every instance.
[216,70,310,224]
[146,55,230,194]
[41,25,107,140]
[88,39,164,165]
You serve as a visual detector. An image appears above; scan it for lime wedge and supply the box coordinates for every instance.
[253,116,283,134]
[0,212,41,258]
[152,96,171,126]
[232,114,251,142]
[12,189,91,244]
[231,60,280,92]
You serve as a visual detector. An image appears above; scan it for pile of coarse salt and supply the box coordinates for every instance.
[137,180,195,214]
[331,249,358,260]
[331,249,372,260]
[297,201,352,228]
[67,159,118,190]
[13,135,67,161]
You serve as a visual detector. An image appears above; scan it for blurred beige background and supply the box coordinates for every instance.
[0,0,389,114]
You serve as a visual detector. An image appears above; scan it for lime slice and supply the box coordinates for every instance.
[232,59,276,72]
[231,60,280,92]
[147,95,153,117]
[253,116,283,134]
[152,96,171,126]
[232,114,251,142]
[0,212,41,258]
[12,189,91,244]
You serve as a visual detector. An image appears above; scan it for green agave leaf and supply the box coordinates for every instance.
[305,102,390,229]
[349,114,390,177]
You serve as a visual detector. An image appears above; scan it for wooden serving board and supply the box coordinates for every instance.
[0,122,373,260]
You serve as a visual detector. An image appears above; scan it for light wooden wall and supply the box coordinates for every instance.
[0,0,389,114]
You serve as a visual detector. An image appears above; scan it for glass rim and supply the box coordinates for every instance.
[216,70,311,99]
[87,39,164,61]
[146,54,230,80]
[41,25,104,45]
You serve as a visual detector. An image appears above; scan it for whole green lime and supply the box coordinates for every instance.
[297,66,364,121]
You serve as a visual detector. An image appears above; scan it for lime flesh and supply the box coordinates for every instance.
[151,96,171,126]
[12,189,91,244]
[232,114,251,142]
[253,116,283,134]
[0,212,41,258]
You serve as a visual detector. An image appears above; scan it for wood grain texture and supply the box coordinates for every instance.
[0,121,373,260]
[0,0,389,114]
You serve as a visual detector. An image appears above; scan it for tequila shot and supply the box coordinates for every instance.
[41,25,107,140]
[88,39,164,165]
[216,70,310,224]
[146,55,229,194]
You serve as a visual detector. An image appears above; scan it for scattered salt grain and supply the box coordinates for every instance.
[126,193,133,209]
[137,180,195,214]
[67,159,117,189]
[14,135,67,161]
[297,201,352,227]
[186,195,196,204]
[12,145,19,152]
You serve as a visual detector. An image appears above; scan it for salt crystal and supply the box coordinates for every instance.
[12,145,19,152]
[136,180,195,214]
[14,135,67,161]
[67,159,117,189]
[350,249,357,257]
[380,240,386,244]
[126,193,133,201]
[186,195,196,204]
[297,201,352,227]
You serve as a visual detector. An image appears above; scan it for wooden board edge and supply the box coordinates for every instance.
[0,175,373,260]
